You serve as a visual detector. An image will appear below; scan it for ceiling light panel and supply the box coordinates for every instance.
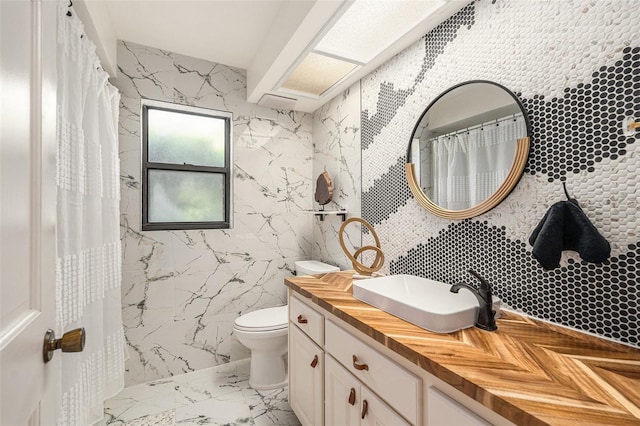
[315,0,447,63]
[280,52,359,97]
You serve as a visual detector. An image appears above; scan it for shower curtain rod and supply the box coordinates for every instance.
[435,112,524,139]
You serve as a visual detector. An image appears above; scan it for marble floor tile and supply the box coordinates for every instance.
[126,409,175,426]
[243,387,300,426]
[102,359,300,426]
[175,398,253,425]
[102,379,176,424]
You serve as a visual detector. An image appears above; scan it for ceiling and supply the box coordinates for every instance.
[103,1,290,70]
[82,0,470,113]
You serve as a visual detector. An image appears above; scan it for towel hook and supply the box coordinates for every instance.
[562,181,580,207]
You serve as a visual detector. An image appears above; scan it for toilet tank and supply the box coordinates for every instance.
[294,260,340,276]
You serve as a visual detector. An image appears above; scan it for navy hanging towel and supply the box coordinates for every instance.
[529,201,610,270]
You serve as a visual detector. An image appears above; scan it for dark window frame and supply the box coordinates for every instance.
[141,99,233,231]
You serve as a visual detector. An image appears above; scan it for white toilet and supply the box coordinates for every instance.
[233,260,339,390]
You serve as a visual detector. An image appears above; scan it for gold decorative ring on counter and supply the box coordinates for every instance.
[339,217,384,276]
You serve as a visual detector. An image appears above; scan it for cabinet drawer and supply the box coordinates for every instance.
[290,294,324,346]
[325,320,420,425]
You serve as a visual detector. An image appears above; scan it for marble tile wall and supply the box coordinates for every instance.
[311,83,362,270]
[115,41,314,386]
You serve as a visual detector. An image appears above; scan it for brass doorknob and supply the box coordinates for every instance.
[43,328,85,363]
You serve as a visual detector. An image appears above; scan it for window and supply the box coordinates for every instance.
[141,99,233,231]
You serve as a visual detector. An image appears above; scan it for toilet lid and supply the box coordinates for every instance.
[234,306,288,332]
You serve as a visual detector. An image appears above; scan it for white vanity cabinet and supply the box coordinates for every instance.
[288,290,512,426]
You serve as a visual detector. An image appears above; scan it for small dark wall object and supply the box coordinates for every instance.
[529,201,611,270]
[315,172,333,206]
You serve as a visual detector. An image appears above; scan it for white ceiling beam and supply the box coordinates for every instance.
[247,0,344,105]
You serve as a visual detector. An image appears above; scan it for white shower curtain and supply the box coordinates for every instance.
[56,2,125,424]
[430,117,525,210]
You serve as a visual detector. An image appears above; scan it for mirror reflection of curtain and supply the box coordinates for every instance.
[429,117,526,210]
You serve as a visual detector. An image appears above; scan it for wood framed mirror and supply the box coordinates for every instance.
[406,80,531,219]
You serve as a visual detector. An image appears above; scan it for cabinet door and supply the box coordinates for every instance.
[360,387,411,426]
[289,325,324,426]
[325,356,360,426]
[325,321,420,424]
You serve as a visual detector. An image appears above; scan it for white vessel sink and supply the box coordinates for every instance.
[353,274,500,333]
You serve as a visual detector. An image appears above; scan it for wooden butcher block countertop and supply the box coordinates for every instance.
[285,271,640,426]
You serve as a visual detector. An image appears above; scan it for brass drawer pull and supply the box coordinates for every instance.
[361,399,368,419]
[352,355,369,371]
[310,354,319,368]
[297,314,308,324]
[348,388,356,406]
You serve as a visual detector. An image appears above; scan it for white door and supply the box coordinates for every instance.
[1,0,59,424]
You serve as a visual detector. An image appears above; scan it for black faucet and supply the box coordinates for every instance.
[450,270,497,331]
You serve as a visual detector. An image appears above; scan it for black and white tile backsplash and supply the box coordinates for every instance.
[359,0,639,347]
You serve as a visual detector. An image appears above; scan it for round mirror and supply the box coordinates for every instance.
[406,80,530,219]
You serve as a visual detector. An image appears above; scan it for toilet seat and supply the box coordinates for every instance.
[234,305,288,332]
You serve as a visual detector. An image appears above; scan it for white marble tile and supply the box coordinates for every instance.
[102,379,175,423]
[172,53,247,113]
[175,398,253,425]
[242,387,301,426]
[312,82,362,270]
[172,361,245,407]
[126,409,175,426]
[116,41,174,101]
[105,360,299,426]
[123,356,146,389]
[172,259,289,321]
[121,269,175,329]
[120,229,176,275]
[125,322,193,383]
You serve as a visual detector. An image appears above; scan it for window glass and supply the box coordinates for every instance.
[141,99,232,230]
[147,109,226,168]
[148,170,225,223]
